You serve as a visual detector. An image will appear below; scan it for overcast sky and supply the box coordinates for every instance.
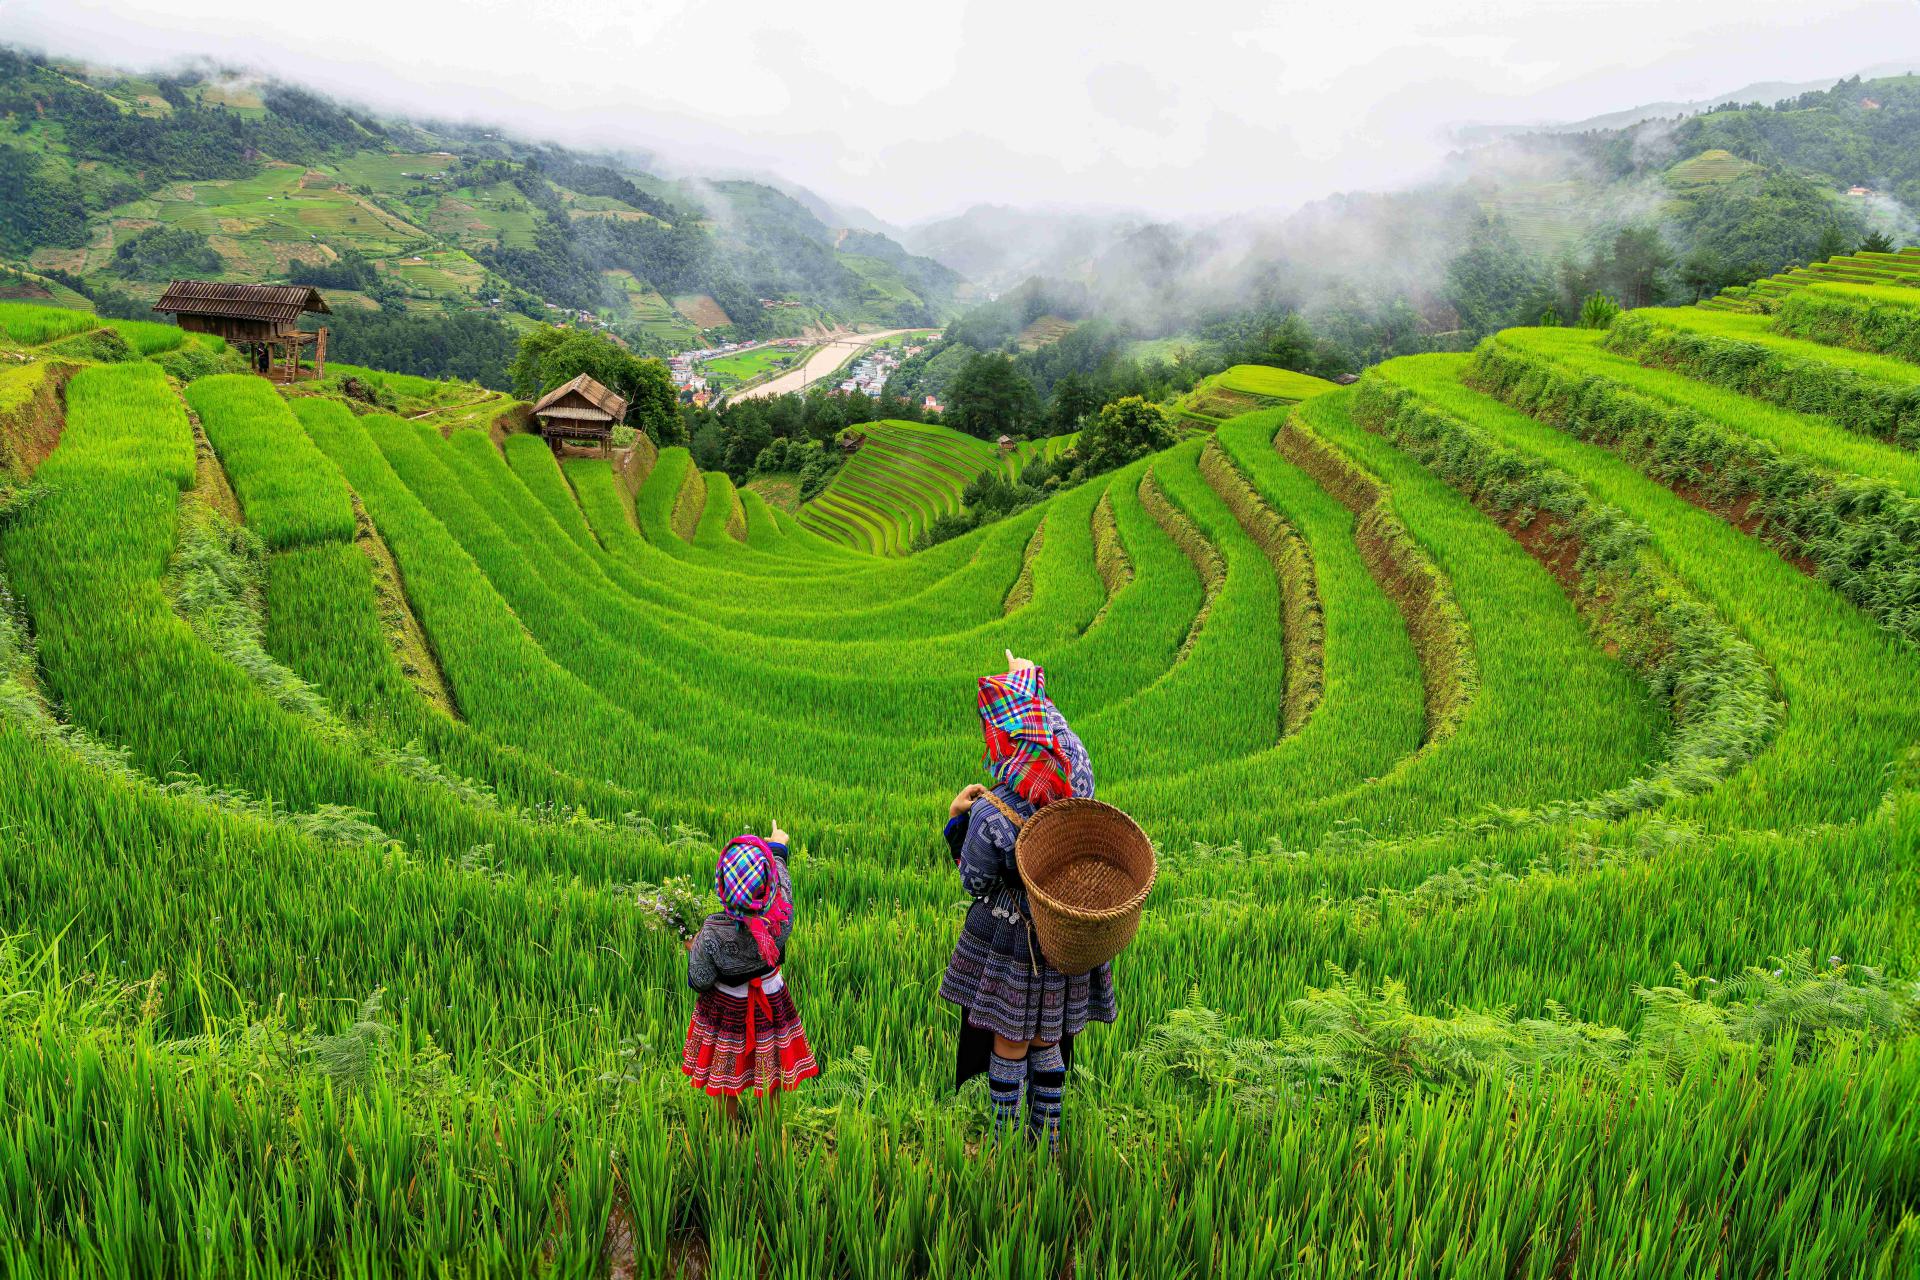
[6,0,1918,224]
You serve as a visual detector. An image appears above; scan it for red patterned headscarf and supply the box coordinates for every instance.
[715,835,792,968]
[977,665,1076,809]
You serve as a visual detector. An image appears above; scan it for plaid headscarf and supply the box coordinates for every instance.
[715,835,792,968]
[977,665,1076,809]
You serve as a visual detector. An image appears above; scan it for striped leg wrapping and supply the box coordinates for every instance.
[987,1050,1027,1141]
[1027,1042,1065,1154]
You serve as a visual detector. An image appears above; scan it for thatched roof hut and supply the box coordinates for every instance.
[153,281,331,381]
[531,373,628,454]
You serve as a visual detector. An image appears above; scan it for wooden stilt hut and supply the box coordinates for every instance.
[531,374,628,456]
[153,281,331,383]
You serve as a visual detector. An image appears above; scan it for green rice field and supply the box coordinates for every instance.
[1175,362,1339,427]
[3,280,1920,1276]
[700,344,805,389]
[0,299,99,345]
[798,419,1001,553]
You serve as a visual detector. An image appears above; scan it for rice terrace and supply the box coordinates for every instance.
[3,6,1920,1278]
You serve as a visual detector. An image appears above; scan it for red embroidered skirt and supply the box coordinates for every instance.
[682,971,819,1097]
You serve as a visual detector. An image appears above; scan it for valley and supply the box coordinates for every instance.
[2,22,1920,1279]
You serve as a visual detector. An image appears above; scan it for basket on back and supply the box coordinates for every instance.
[1010,797,1156,976]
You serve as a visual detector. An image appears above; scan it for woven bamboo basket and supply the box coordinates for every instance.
[1009,797,1156,976]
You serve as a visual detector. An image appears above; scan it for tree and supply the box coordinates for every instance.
[944,352,1036,441]
[1861,229,1897,255]
[689,419,727,472]
[508,325,678,442]
[1813,220,1853,262]
[627,358,681,446]
[110,226,223,281]
[1603,226,1672,309]
[1579,293,1623,330]
[1444,213,1542,334]
[1073,396,1176,478]
[721,413,772,481]
[1048,372,1100,433]
[323,309,520,389]
[1262,314,1321,370]
[0,144,87,255]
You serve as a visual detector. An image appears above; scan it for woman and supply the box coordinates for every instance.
[939,651,1116,1154]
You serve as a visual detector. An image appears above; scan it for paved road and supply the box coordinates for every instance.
[731,328,921,401]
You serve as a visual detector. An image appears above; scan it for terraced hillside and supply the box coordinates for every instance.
[797,419,1000,554]
[1704,245,1920,311]
[5,281,1920,1276]
[997,430,1079,479]
[0,53,961,358]
[1174,362,1340,427]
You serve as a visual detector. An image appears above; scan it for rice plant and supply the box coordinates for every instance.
[0,300,99,345]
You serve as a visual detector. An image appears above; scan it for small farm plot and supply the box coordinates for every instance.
[673,293,734,329]
[700,345,801,389]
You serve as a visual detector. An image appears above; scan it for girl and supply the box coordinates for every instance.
[683,825,819,1116]
[939,653,1116,1153]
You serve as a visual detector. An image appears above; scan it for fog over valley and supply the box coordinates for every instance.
[8,0,1919,224]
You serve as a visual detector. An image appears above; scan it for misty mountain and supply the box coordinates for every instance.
[0,46,964,361]
[1450,60,1920,144]
[895,70,1918,412]
[902,204,1151,293]
[910,65,1920,323]
[743,174,902,241]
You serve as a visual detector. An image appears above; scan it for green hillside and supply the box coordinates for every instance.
[0,49,963,378]
[1664,147,1762,187]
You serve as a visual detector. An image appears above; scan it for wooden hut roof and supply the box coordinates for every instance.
[153,281,331,324]
[532,373,628,421]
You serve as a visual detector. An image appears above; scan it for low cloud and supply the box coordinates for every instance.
[3,0,1916,223]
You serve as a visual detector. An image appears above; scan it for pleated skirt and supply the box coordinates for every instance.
[682,971,819,1097]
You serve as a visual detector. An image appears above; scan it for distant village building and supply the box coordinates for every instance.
[531,373,628,456]
[1861,98,1882,110]
[153,281,330,382]
[1847,185,1875,198]
[923,395,943,413]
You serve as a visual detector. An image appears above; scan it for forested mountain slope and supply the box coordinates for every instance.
[0,48,963,381]
[901,73,1920,383]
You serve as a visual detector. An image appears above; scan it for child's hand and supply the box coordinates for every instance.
[769,821,790,846]
[1004,649,1035,673]
[950,783,988,818]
